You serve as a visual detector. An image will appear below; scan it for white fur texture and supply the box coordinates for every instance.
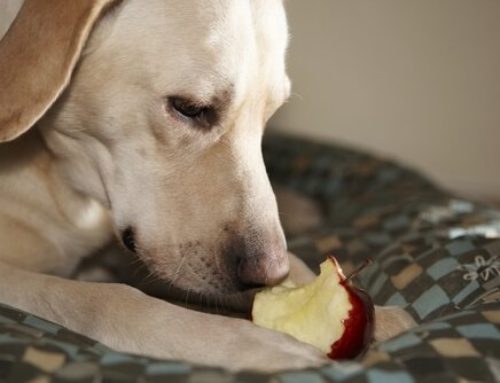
[0,0,333,372]
[0,0,414,371]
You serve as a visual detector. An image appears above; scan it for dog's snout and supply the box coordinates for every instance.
[122,227,136,253]
[232,239,289,288]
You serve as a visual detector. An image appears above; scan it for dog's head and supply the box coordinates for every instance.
[0,0,291,303]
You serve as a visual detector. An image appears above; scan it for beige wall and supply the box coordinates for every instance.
[271,0,500,200]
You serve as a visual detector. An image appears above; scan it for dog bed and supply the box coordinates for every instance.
[0,134,499,382]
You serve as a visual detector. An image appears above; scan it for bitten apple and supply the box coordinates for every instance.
[252,256,374,359]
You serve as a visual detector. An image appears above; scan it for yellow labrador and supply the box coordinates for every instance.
[0,0,413,372]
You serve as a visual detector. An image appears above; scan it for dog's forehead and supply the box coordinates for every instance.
[98,0,289,106]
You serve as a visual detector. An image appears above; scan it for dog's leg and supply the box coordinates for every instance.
[275,186,324,236]
[0,261,327,372]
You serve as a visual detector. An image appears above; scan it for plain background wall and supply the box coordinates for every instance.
[271,0,500,201]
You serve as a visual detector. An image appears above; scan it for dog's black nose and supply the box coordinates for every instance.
[122,227,136,253]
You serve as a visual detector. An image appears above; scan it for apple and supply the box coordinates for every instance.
[252,256,374,359]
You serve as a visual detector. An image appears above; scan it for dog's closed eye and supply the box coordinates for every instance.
[168,96,218,129]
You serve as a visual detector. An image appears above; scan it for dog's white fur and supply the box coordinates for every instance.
[0,0,415,372]
[0,0,332,371]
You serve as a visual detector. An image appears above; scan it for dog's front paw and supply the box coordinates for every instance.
[219,319,329,372]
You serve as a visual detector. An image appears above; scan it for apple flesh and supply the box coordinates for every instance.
[252,256,374,359]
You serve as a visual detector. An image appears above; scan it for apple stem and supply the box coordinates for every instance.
[346,257,374,282]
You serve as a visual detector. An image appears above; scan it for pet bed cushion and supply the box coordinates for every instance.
[0,134,499,382]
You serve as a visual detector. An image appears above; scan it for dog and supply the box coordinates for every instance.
[0,0,414,372]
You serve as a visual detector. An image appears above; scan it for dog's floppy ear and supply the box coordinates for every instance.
[0,0,121,142]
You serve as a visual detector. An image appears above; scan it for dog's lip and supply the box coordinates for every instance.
[163,285,262,314]
[197,288,262,313]
[220,288,261,312]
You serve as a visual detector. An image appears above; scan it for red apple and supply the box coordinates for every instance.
[252,256,374,359]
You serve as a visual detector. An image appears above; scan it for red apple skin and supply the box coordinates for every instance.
[251,255,374,360]
[327,257,374,360]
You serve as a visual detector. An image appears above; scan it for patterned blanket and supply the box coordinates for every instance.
[0,134,499,382]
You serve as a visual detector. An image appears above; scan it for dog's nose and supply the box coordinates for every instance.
[236,242,289,288]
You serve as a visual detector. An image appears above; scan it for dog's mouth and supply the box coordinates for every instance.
[113,231,284,314]
[108,253,258,314]
[167,285,258,315]
[135,277,259,315]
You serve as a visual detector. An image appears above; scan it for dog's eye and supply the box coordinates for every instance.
[171,97,205,118]
[167,96,218,129]
[168,97,217,129]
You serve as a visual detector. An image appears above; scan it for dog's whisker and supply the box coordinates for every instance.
[168,256,187,288]
[127,255,146,267]
[143,272,164,285]
[131,260,150,278]
[214,294,220,315]
[184,288,192,308]
[290,91,304,101]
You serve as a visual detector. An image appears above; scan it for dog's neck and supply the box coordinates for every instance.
[0,130,113,275]
[0,0,113,274]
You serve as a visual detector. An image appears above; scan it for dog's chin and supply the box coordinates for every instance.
[133,276,258,315]
[111,253,257,313]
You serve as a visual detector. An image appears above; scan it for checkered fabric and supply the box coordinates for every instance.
[0,134,499,382]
